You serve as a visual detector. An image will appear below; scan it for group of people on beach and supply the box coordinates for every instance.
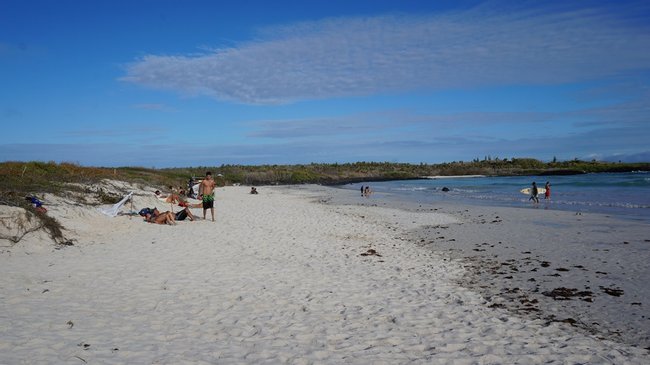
[140,171,217,224]
[360,185,372,197]
[140,173,549,226]
[529,181,551,204]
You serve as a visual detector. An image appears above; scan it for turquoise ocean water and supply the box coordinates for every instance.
[342,172,650,221]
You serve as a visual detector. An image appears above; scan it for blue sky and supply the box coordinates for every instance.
[1,0,649,167]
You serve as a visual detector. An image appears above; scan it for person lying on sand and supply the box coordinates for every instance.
[139,207,195,224]
[139,207,176,225]
[154,190,183,205]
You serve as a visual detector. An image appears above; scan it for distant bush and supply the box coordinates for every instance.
[291,169,317,184]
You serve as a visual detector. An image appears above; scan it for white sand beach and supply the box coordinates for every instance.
[1,183,649,364]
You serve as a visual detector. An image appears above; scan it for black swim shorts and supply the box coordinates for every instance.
[175,210,188,221]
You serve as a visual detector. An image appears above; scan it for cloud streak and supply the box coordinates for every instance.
[2,118,647,167]
[132,103,175,112]
[240,93,650,162]
[123,3,650,104]
[60,127,168,139]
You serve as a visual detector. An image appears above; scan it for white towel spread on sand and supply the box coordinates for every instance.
[97,191,133,217]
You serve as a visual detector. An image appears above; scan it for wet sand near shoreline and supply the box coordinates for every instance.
[300,185,650,350]
[411,204,650,350]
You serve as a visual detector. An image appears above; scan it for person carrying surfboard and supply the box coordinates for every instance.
[529,182,539,203]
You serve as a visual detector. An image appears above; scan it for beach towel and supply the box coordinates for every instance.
[98,191,133,217]
[191,183,200,199]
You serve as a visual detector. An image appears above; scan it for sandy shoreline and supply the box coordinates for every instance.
[410,204,650,348]
[302,184,650,348]
[1,183,649,363]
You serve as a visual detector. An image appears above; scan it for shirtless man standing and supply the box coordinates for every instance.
[199,171,217,221]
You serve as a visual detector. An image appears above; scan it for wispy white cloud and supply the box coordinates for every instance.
[0,42,10,55]
[248,110,419,139]
[2,107,22,119]
[243,110,572,142]
[249,117,373,138]
[18,88,636,166]
[239,94,650,162]
[60,127,168,139]
[122,3,650,104]
[600,151,650,163]
[132,103,176,112]
[0,41,27,55]
[2,120,647,167]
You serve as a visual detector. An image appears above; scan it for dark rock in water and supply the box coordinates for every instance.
[441,187,450,192]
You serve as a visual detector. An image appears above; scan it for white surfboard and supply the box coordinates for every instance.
[520,187,546,195]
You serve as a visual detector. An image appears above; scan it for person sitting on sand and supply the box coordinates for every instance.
[250,187,258,194]
[174,207,195,221]
[139,207,176,225]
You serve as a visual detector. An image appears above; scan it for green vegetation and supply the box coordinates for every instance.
[2,159,649,196]
[0,161,181,243]
[172,159,649,185]
[1,158,648,244]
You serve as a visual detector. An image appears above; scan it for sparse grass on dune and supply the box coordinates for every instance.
[0,162,184,244]
[0,161,182,200]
